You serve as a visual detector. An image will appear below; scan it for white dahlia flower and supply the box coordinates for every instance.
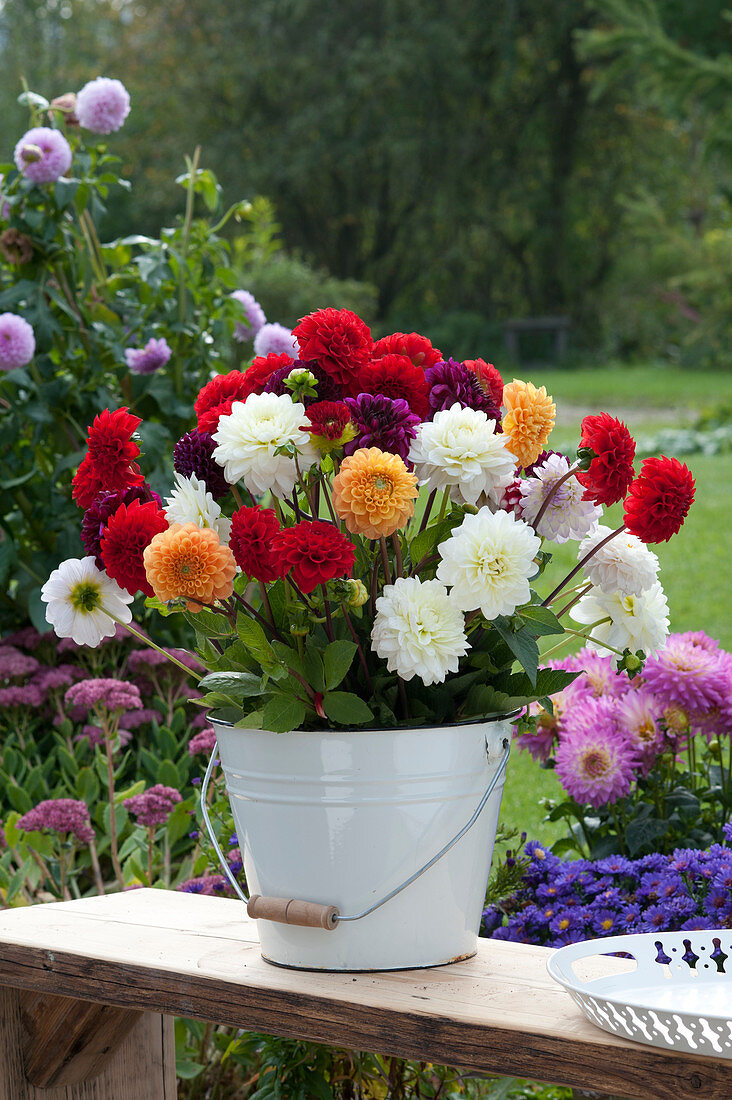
[519,453,601,543]
[371,576,469,685]
[436,508,541,620]
[164,472,231,543]
[578,524,660,597]
[212,391,318,496]
[41,557,133,647]
[408,403,516,507]
[570,582,669,656]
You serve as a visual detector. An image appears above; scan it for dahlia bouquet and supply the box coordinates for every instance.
[42,307,695,733]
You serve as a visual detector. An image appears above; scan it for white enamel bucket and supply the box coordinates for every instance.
[207,716,511,971]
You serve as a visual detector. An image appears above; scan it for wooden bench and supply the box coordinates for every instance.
[504,316,570,364]
[0,889,727,1099]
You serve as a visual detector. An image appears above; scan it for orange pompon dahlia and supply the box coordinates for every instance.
[143,523,237,611]
[332,447,418,540]
[502,379,556,469]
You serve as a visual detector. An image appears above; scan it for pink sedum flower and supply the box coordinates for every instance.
[124,784,181,828]
[76,77,130,133]
[18,798,95,844]
[65,677,142,714]
[14,127,72,183]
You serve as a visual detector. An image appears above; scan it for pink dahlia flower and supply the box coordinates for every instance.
[642,635,728,714]
[14,127,72,183]
[76,77,130,133]
[0,312,35,371]
[230,289,266,342]
[554,723,637,809]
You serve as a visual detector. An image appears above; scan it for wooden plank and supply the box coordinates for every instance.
[0,890,726,1100]
[20,990,142,1087]
[0,987,176,1099]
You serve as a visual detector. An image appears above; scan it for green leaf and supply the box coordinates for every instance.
[114,780,147,804]
[302,643,325,693]
[198,671,262,701]
[493,618,539,685]
[261,695,307,733]
[625,816,669,857]
[323,640,357,690]
[175,1060,205,1080]
[518,604,564,637]
[322,692,373,726]
[236,613,279,673]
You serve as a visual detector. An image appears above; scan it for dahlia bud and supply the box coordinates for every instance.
[616,648,645,678]
[575,445,597,472]
[50,93,79,126]
[19,143,43,164]
[329,578,368,607]
[285,368,319,402]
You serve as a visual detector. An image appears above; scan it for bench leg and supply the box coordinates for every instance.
[0,988,176,1098]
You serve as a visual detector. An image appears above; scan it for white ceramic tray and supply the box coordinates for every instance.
[547,929,732,1058]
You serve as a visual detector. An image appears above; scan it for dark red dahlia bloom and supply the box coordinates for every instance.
[344,393,420,462]
[357,354,430,420]
[425,359,500,419]
[576,413,636,507]
[173,430,229,500]
[463,358,504,408]
[306,401,352,441]
[272,520,355,594]
[293,308,373,393]
[81,484,161,567]
[72,451,145,510]
[100,498,169,597]
[623,456,695,544]
[229,506,286,584]
[86,407,142,481]
[372,332,442,370]
[264,359,343,405]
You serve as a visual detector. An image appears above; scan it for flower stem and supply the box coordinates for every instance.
[341,603,373,694]
[542,524,626,607]
[539,618,613,661]
[418,488,438,534]
[437,488,450,522]
[147,826,155,885]
[530,463,580,533]
[88,837,105,895]
[391,533,403,578]
[108,615,202,680]
[379,538,392,586]
[102,723,125,890]
[320,585,335,642]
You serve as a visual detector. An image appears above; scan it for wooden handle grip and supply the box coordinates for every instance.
[247,895,339,930]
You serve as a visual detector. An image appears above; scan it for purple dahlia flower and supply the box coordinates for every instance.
[173,429,230,499]
[344,393,421,462]
[76,77,130,134]
[125,336,172,375]
[0,312,35,371]
[81,484,162,567]
[425,358,501,419]
[14,127,72,184]
[230,289,266,342]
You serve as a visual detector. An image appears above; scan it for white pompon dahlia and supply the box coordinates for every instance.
[519,453,601,542]
[41,557,133,647]
[436,508,541,620]
[578,524,660,597]
[570,582,669,656]
[212,391,318,496]
[371,577,469,685]
[408,403,516,507]
[164,472,231,543]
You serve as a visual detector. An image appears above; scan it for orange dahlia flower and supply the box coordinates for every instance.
[502,379,556,468]
[332,447,418,539]
[143,523,237,611]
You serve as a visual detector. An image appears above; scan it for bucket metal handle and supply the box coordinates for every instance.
[200,735,510,930]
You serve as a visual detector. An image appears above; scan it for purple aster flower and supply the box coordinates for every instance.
[682,916,716,930]
[230,289,266,341]
[425,359,501,418]
[18,798,94,844]
[189,726,217,755]
[124,784,182,828]
[591,908,621,935]
[76,77,130,133]
[81,483,161,567]
[704,886,732,921]
[125,336,172,375]
[264,360,343,405]
[595,855,635,877]
[0,646,40,680]
[179,874,232,896]
[14,127,72,184]
[253,322,298,358]
[642,635,728,715]
[65,677,142,714]
[174,429,230,500]
[617,902,642,930]
[481,905,504,935]
[0,684,44,707]
[554,718,637,808]
[343,393,421,462]
[0,312,35,371]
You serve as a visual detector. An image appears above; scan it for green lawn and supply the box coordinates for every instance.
[498,363,732,843]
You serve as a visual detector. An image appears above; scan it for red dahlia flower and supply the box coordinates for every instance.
[72,407,145,508]
[229,506,286,584]
[272,520,356,593]
[293,308,372,393]
[72,452,144,510]
[372,332,442,370]
[100,498,169,597]
[356,354,430,420]
[576,412,636,507]
[463,359,504,408]
[623,456,695,544]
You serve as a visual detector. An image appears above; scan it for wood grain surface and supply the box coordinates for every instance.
[0,890,727,1100]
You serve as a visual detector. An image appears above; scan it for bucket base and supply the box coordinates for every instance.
[260,947,477,973]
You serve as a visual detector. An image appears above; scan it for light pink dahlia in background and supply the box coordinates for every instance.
[642,635,729,713]
[554,721,637,808]
[230,289,266,341]
[253,322,298,358]
[0,312,35,371]
[13,127,72,183]
[76,77,130,133]
[125,336,171,375]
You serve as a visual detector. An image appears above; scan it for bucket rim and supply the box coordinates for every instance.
[208,709,520,735]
